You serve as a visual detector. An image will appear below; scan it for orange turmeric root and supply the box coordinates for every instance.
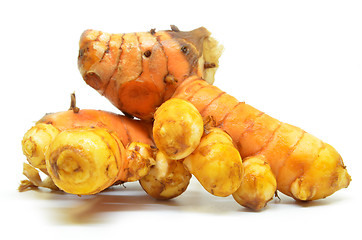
[172,77,351,201]
[22,95,155,195]
[77,26,350,202]
[78,26,223,120]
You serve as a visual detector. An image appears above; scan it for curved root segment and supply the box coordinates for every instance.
[139,151,191,200]
[45,127,124,195]
[184,128,243,197]
[153,98,204,160]
[232,155,277,210]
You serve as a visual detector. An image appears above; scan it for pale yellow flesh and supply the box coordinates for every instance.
[45,127,123,195]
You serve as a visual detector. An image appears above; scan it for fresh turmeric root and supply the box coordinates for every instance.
[21,26,350,211]
[173,77,351,201]
[78,26,223,120]
[77,26,351,204]
[21,94,156,195]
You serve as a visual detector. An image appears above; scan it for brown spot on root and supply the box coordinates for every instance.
[181,45,189,54]
[84,72,102,91]
[164,74,178,84]
[130,151,137,159]
[204,62,216,69]
[78,48,85,58]
[144,50,152,58]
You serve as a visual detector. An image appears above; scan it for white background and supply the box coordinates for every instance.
[1,0,361,239]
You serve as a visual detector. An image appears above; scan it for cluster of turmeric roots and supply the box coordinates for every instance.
[20,26,351,211]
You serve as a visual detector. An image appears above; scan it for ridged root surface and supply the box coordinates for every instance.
[173,77,351,201]
[46,127,124,195]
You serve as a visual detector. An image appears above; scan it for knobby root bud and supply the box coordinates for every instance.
[184,128,243,197]
[289,143,351,201]
[46,127,124,195]
[153,98,204,160]
[22,123,60,174]
[139,151,191,200]
[122,142,156,182]
[232,155,277,210]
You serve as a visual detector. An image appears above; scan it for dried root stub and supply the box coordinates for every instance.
[19,163,59,192]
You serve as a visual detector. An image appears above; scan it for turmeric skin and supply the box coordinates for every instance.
[153,98,204,160]
[22,98,156,195]
[232,155,277,210]
[140,151,191,200]
[152,98,275,210]
[45,127,125,195]
[173,77,351,201]
[78,26,223,120]
[77,26,350,203]
[184,127,243,197]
